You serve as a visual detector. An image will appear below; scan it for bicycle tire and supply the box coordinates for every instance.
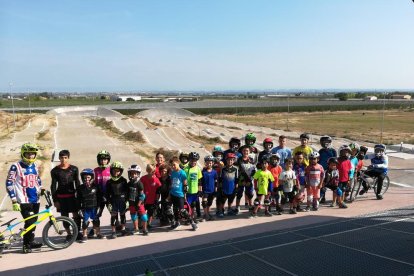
[373,176,390,196]
[42,216,78,250]
[349,179,362,202]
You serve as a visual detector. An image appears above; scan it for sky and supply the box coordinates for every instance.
[0,0,413,92]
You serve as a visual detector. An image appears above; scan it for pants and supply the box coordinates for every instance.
[20,203,40,245]
[363,171,386,195]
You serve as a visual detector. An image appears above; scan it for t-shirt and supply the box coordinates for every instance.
[337,158,352,182]
[184,165,202,194]
[94,167,111,194]
[349,156,359,179]
[141,174,162,204]
[268,165,282,188]
[253,169,274,195]
[220,166,238,195]
[170,169,187,198]
[293,163,306,186]
[271,147,292,169]
[280,170,297,193]
[318,148,337,170]
[324,169,339,187]
[238,158,256,186]
[305,164,325,186]
[201,168,217,194]
[293,146,313,167]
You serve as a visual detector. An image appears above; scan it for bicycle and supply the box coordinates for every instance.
[349,168,390,202]
[0,191,78,254]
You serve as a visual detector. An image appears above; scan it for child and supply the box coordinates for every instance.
[293,152,306,211]
[280,159,299,214]
[217,153,239,217]
[292,133,313,167]
[106,161,129,239]
[251,157,274,217]
[77,168,105,242]
[126,164,148,235]
[223,137,242,163]
[337,145,352,208]
[360,144,388,200]
[258,137,274,163]
[141,164,162,229]
[322,157,341,207]
[346,142,360,202]
[154,152,165,179]
[158,164,173,226]
[236,145,256,213]
[179,152,189,169]
[183,152,203,222]
[241,133,259,164]
[169,157,198,231]
[212,146,225,174]
[271,135,292,170]
[268,153,283,214]
[318,136,337,203]
[201,155,218,221]
[305,152,325,211]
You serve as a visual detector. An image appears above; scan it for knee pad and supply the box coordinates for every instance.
[264,199,270,206]
[92,219,100,228]
[202,200,208,208]
[254,199,260,206]
[82,221,89,230]
[120,214,126,225]
[180,209,189,219]
[307,195,313,202]
[110,215,117,226]
[131,213,138,222]
[336,188,343,197]
[140,213,148,222]
[190,201,197,209]
[165,205,173,216]
[245,191,253,200]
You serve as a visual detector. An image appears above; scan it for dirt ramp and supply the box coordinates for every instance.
[137,108,195,119]
[47,106,124,118]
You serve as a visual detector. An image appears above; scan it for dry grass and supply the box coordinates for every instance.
[0,112,35,139]
[121,131,145,143]
[153,147,180,163]
[184,132,226,152]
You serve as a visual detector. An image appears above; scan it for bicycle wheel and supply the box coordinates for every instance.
[42,216,78,250]
[349,179,362,202]
[373,176,390,196]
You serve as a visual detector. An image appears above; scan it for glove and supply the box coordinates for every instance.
[107,204,112,212]
[197,191,203,197]
[40,188,46,196]
[12,202,21,212]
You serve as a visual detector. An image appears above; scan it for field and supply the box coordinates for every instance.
[210,110,414,145]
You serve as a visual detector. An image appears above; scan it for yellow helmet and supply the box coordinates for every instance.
[21,143,39,164]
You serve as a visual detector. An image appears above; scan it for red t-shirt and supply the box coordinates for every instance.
[268,165,283,188]
[356,160,363,172]
[337,158,352,182]
[154,163,163,179]
[141,174,162,204]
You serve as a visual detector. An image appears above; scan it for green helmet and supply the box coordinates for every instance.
[97,150,111,168]
[21,143,39,164]
[110,161,124,180]
[245,133,256,145]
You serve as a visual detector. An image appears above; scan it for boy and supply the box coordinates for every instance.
[217,153,239,217]
[360,144,388,200]
[141,164,162,229]
[78,168,105,242]
[242,133,259,164]
[268,153,283,214]
[251,157,274,217]
[179,152,189,169]
[201,155,218,221]
[258,137,274,163]
[154,152,165,179]
[158,164,173,226]
[337,145,352,208]
[292,133,313,167]
[50,149,82,240]
[318,136,337,203]
[280,159,299,214]
[126,164,148,235]
[106,161,129,238]
[183,152,203,222]
[347,142,360,202]
[236,145,256,213]
[293,152,306,211]
[322,157,342,207]
[169,157,198,231]
[271,135,292,169]
[305,152,325,211]
[223,137,242,163]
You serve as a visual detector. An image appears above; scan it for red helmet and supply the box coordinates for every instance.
[226,153,236,159]
[263,137,273,148]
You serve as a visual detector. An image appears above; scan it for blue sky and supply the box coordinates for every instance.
[0,0,413,92]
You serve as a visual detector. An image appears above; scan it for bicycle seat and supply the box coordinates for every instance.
[1,218,17,227]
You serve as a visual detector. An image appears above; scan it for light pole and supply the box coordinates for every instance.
[286,94,290,131]
[380,92,387,144]
[28,90,32,115]
[9,82,16,129]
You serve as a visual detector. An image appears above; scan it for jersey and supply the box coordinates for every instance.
[349,156,359,179]
[337,157,352,182]
[293,162,306,186]
[201,168,218,194]
[141,174,162,204]
[268,165,282,188]
[220,166,239,195]
[50,165,80,201]
[271,146,292,169]
[237,158,256,186]
[293,145,313,167]
[324,169,339,188]
[184,165,202,194]
[77,182,99,209]
[280,170,297,193]
[6,161,42,204]
[365,154,388,175]
[257,150,271,164]
[106,176,128,202]
[305,164,325,187]
[318,148,337,170]
[170,169,187,198]
[127,179,144,204]
[253,169,274,195]
[94,167,111,195]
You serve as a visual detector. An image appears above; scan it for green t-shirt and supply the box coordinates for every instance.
[253,169,274,195]
[184,165,202,194]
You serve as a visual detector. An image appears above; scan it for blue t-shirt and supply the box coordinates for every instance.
[202,168,217,194]
[349,156,359,179]
[220,166,238,195]
[318,148,337,170]
[293,163,306,186]
[271,147,292,169]
[170,169,187,198]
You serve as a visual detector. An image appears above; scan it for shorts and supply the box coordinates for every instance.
[306,186,320,199]
[218,192,236,205]
[130,204,146,215]
[237,185,254,199]
[338,182,349,192]
[282,191,295,204]
[186,194,199,206]
[202,193,215,207]
[57,196,78,213]
[145,204,156,217]
[111,198,127,213]
[83,208,97,221]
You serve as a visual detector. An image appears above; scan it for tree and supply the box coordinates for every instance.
[334,93,348,101]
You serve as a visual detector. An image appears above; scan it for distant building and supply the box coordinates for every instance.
[391,94,411,100]
[111,95,142,102]
[364,96,378,101]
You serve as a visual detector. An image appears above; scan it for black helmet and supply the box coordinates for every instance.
[179,152,189,163]
[320,136,332,147]
[189,152,200,161]
[229,137,241,147]
[300,133,310,140]
[327,157,339,165]
[259,154,271,163]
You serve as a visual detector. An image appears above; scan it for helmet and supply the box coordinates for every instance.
[309,152,320,159]
[320,136,332,148]
[97,150,111,168]
[374,144,386,157]
[327,157,339,165]
[128,164,142,180]
[212,145,224,155]
[21,143,39,164]
[357,145,368,160]
[204,155,215,162]
[229,137,241,150]
[269,153,280,166]
[259,154,271,163]
[339,145,352,156]
[226,152,236,159]
[349,142,360,154]
[245,133,256,145]
[300,133,310,140]
[262,137,273,148]
[179,152,189,163]
[80,168,94,184]
[110,161,124,180]
[189,152,200,161]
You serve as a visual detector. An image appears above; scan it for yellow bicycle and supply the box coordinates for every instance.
[0,191,78,254]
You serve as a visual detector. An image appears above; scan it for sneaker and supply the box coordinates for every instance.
[265,211,273,217]
[227,209,235,216]
[65,234,73,242]
[170,222,181,230]
[207,215,215,221]
[250,212,258,218]
[88,228,95,238]
[289,209,297,214]
[121,229,130,236]
[296,206,303,212]
[81,236,88,243]
[22,244,32,254]
[339,203,348,209]
[142,230,149,236]
[96,234,105,239]
[276,206,284,212]
[147,224,153,230]
[376,194,383,200]
[29,241,43,249]
[320,197,326,204]
[191,223,198,231]
[235,207,240,215]
[304,206,310,212]
[110,232,117,239]
[311,207,318,211]
[359,189,366,196]
[274,211,282,215]
[217,212,224,218]
[76,233,83,241]
[329,203,335,207]
[244,203,249,209]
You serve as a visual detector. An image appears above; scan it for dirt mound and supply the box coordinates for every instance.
[47,106,124,118]
[137,108,195,118]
